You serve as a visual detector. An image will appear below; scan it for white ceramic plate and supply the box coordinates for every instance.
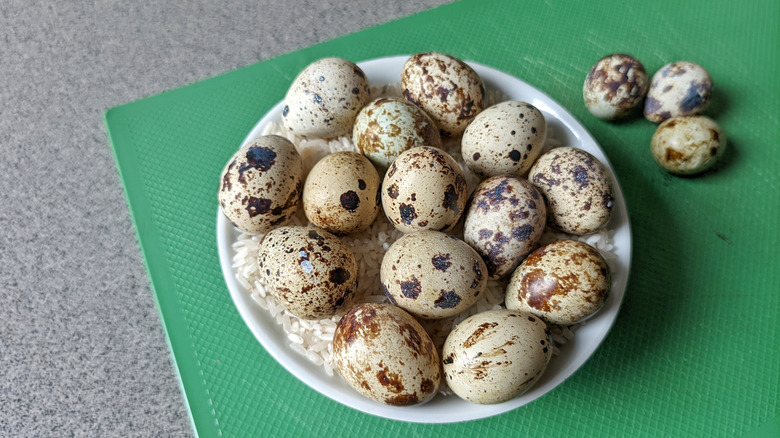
[217,55,631,423]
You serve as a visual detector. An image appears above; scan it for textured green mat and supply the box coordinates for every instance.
[105,0,779,436]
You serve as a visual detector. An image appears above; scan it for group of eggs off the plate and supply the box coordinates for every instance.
[219,52,615,406]
[583,53,725,175]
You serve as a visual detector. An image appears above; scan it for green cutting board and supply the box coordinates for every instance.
[105,0,779,436]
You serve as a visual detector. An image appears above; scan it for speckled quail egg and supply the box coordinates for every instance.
[381,146,468,233]
[218,135,303,234]
[303,151,380,235]
[583,53,649,120]
[380,231,487,319]
[442,309,552,404]
[463,175,546,280]
[281,57,371,139]
[332,303,441,406]
[506,240,610,326]
[353,97,442,172]
[401,52,486,138]
[257,226,358,320]
[644,61,713,124]
[461,101,547,178]
[650,115,726,175]
[528,147,614,235]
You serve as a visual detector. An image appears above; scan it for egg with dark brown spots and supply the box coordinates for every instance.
[442,309,552,404]
[401,52,485,138]
[353,97,442,172]
[644,61,713,124]
[381,146,468,233]
[380,231,487,319]
[332,303,441,406]
[583,54,649,120]
[463,175,546,280]
[461,101,547,178]
[303,151,380,235]
[505,240,610,326]
[281,57,371,139]
[528,147,614,235]
[218,135,303,234]
[650,115,725,175]
[257,226,357,320]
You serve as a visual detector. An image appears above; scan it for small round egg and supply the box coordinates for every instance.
[644,61,713,124]
[506,240,610,326]
[332,303,441,406]
[583,53,649,120]
[257,226,358,320]
[463,176,547,279]
[303,151,380,235]
[218,135,304,234]
[528,147,614,235]
[380,231,487,319]
[401,52,485,138]
[381,146,468,233]
[442,309,552,404]
[461,101,547,178]
[281,57,371,139]
[650,115,726,175]
[353,97,442,172]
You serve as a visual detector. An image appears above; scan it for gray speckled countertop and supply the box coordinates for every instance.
[0,1,450,435]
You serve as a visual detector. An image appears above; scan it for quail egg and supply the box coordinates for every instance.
[401,52,485,138]
[650,115,726,175]
[583,53,649,120]
[218,135,303,234]
[257,226,358,320]
[644,61,713,124]
[461,101,547,178]
[332,303,441,406]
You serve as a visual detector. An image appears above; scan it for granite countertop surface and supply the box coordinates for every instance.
[0,1,451,435]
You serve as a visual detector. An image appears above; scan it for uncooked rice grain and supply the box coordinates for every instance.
[231,82,618,395]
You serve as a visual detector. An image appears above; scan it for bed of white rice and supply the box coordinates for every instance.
[230,83,617,389]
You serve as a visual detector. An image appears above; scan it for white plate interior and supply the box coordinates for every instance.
[217,55,632,423]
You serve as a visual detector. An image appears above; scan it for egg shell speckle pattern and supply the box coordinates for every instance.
[282,57,371,139]
[442,309,552,404]
[644,61,713,124]
[218,135,303,234]
[463,176,547,280]
[651,115,726,175]
[332,303,441,406]
[257,226,358,320]
[380,231,488,319]
[528,147,614,235]
[505,240,610,326]
[353,97,442,172]
[583,53,649,120]
[401,52,486,138]
[461,101,547,178]
[303,151,380,235]
[381,146,468,233]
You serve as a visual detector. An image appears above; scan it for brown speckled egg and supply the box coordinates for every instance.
[401,52,485,138]
[463,176,546,280]
[332,303,441,406]
[303,152,380,235]
[218,135,304,234]
[353,97,442,172]
[380,231,487,319]
[442,309,552,404]
[461,101,547,178]
[651,115,726,175]
[257,226,357,320]
[281,58,371,139]
[381,146,468,233]
[505,240,610,326]
[583,53,649,120]
[528,147,614,235]
[644,61,713,124]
